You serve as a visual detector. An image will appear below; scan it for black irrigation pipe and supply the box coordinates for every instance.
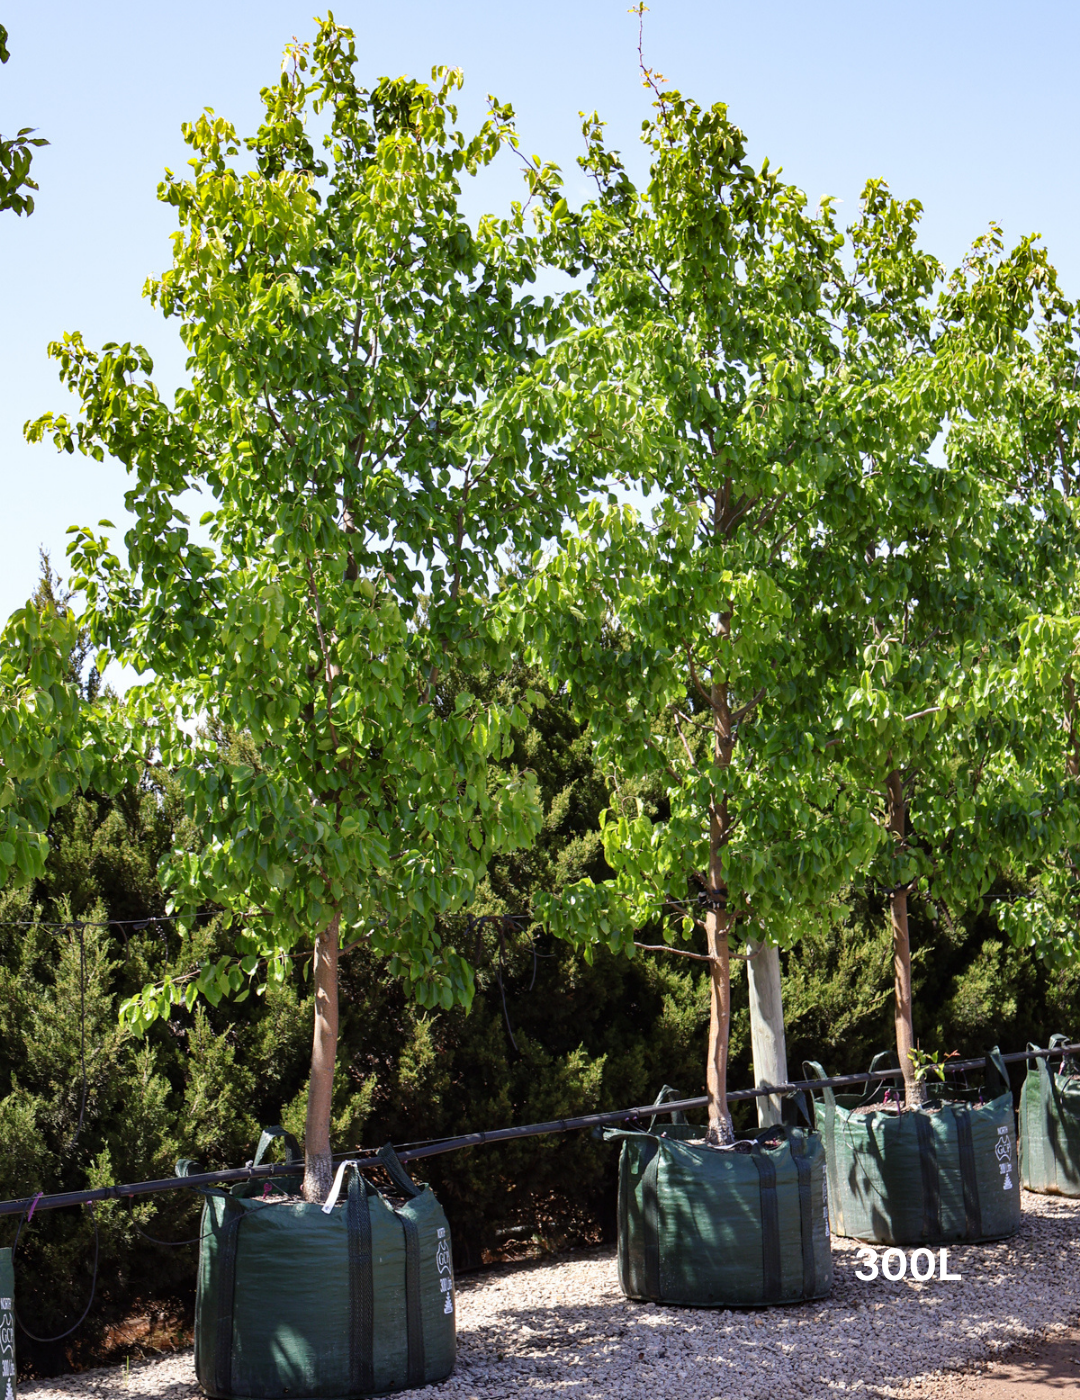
[395,1041,1080,1163]
[0,911,227,930]
[2,1041,1077,1222]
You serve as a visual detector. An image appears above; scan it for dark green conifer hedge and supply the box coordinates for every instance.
[1,666,1076,1373]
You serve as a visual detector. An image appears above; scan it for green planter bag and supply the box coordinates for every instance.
[1,1246,14,1400]
[606,1090,832,1308]
[1020,1035,1080,1196]
[805,1048,1021,1246]
[193,1132,456,1399]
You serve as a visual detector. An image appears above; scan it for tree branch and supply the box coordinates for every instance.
[634,941,715,962]
[767,520,800,565]
[263,393,296,449]
[686,646,713,707]
[356,393,432,478]
[731,687,767,726]
[306,561,342,757]
[642,729,684,786]
[672,712,701,771]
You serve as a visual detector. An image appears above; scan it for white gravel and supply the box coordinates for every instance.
[22,1190,1080,1400]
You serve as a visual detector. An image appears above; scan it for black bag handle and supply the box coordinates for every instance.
[648,1085,688,1134]
[252,1126,302,1168]
[859,1050,903,1106]
[802,1060,836,1112]
[985,1046,1011,1098]
[1031,1040,1066,1122]
[1049,1033,1080,1076]
[782,1089,816,1132]
[378,1142,423,1199]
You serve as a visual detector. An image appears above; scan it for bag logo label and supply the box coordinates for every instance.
[0,1289,13,1400]
[995,1126,1013,1189]
[436,1227,453,1314]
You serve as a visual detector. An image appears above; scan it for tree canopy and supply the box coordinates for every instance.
[512,76,1080,1131]
[27,21,603,1016]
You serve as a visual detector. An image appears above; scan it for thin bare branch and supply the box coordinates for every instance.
[673,708,712,731]
[767,520,800,565]
[686,645,713,707]
[263,393,297,449]
[634,941,715,962]
[642,729,685,785]
[731,687,767,726]
[672,713,701,771]
[356,393,432,478]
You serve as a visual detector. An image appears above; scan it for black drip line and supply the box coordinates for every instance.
[5,906,1074,1347]
[10,1194,272,1341]
[4,1040,1076,1224]
[0,910,225,933]
[11,1202,99,1343]
[124,1193,234,1248]
[68,922,87,1154]
[465,913,550,1052]
[3,910,223,1335]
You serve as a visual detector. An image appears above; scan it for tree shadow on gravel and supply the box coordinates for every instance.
[441,1199,1080,1399]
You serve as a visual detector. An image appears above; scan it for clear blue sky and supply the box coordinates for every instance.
[2,0,1078,624]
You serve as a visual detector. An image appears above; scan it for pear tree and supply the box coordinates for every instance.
[28,20,601,1199]
[803,231,1079,1106]
[519,84,943,1143]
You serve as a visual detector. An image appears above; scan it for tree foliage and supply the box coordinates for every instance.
[511,72,974,1135]
[23,18,626,1194]
[0,599,85,892]
[509,60,1080,1124]
[29,21,590,1012]
[0,23,47,216]
[8,8,1079,1211]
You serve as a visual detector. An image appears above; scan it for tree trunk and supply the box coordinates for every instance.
[302,914,340,1202]
[891,886,926,1108]
[701,486,742,1146]
[747,938,788,1127]
[1066,674,1080,928]
[706,909,735,1145]
[887,770,926,1108]
[1063,452,1078,924]
[705,658,735,1146]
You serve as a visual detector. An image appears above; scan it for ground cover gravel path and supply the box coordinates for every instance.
[22,1190,1080,1400]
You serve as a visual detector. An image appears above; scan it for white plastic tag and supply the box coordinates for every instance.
[321,1160,359,1214]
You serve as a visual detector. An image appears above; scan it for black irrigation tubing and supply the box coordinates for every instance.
[1,1042,1077,1222]
[393,1042,1080,1163]
[0,1160,308,1220]
[67,921,88,1155]
[12,1203,100,1342]
[0,911,227,930]
[125,1193,214,1248]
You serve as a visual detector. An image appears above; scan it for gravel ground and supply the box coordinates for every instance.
[21,1189,1080,1400]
